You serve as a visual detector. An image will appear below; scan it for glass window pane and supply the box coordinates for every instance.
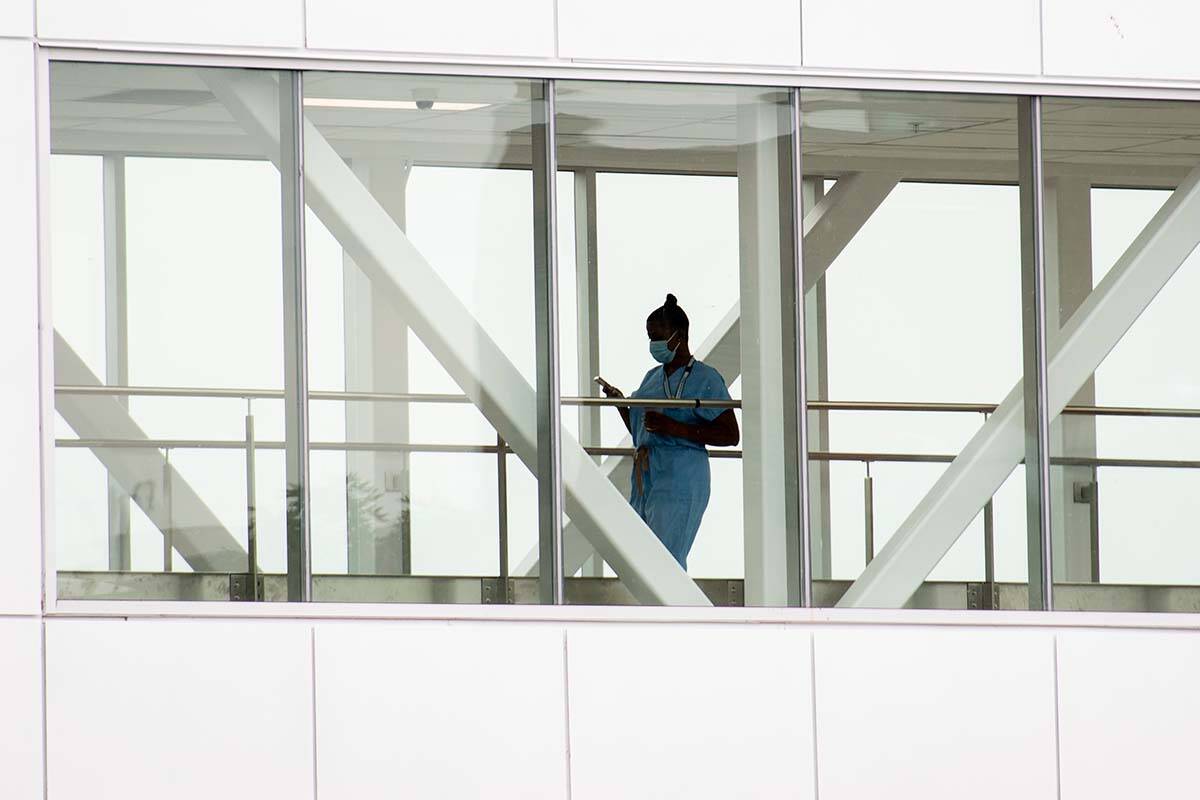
[1043,98,1200,611]
[302,72,541,603]
[801,89,1027,609]
[555,82,798,606]
[50,63,292,601]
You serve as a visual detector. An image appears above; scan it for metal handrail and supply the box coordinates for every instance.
[52,437,1200,470]
[52,384,1200,419]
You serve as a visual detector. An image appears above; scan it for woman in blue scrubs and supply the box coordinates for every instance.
[599,294,739,569]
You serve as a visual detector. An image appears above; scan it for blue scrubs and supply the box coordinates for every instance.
[628,360,732,569]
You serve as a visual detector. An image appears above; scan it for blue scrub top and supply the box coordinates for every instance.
[626,359,732,569]
[628,360,732,449]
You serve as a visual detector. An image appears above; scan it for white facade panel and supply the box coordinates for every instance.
[813,627,1057,800]
[45,619,314,800]
[36,0,304,48]
[1043,0,1200,81]
[802,0,1041,75]
[567,624,815,799]
[1058,630,1200,798]
[314,622,569,799]
[0,0,33,38]
[0,39,42,616]
[305,0,556,58]
[0,618,44,800]
[557,0,801,67]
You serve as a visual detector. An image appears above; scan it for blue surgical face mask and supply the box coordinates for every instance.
[649,331,678,364]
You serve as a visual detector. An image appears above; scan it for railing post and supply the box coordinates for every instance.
[245,399,259,601]
[863,462,875,565]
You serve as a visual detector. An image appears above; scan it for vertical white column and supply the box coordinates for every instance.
[1044,177,1098,582]
[738,93,793,606]
[574,168,604,578]
[802,177,832,581]
[343,159,412,575]
[102,155,131,571]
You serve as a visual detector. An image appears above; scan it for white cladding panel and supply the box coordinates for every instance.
[567,624,815,799]
[0,0,33,37]
[1057,630,1200,798]
[557,0,802,67]
[45,619,315,800]
[0,618,44,800]
[802,0,1041,75]
[314,622,569,799]
[1043,0,1200,81]
[305,0,556,57]
[0,39,42,615]
[36,0,304,48]
[813,627,1058,800]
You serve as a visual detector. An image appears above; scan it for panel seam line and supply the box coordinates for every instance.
[1052,634,1063,799]
[562,629,574,799]
[810,631,821,799]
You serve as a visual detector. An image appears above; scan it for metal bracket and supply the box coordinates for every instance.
[1073,481,1097,504]
[726,579,744,607]
[229,573,265,602]
[967,582,1000,610]
[481,577,510,604]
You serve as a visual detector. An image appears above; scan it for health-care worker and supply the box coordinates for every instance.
[599,294,739,569]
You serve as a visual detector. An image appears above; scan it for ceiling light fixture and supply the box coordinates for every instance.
[303,97,488,112]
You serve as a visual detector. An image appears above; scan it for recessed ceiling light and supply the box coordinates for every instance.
[303,97,488,112]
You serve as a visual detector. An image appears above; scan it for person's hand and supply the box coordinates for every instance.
[600,383,624,399]
[644,410,682,437]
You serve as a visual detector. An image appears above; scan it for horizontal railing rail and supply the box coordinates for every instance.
[53,436,1200,470]
[52,384,1200,419]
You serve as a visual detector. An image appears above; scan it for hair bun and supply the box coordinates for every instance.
[665,293,678,307]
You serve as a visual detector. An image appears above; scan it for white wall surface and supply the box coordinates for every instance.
[814,627,1059,799]
[1043,0,1200,82]
[558,0,802,67]
[26,614,1200,798]
[36,0,304,49]
[45,619,315,800]
[802,0,1041,75]
[314,622,570,799]
[305,0,556,58]
[0,618,44,800]
[0,0,33,38]
[0,38,43,616]
[568,624,815,799]
[1057,630,1200,799]
[22,0,1200,85]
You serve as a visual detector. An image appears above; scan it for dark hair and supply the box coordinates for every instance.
[647,293,689,335]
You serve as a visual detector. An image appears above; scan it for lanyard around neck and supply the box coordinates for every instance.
[662,358,696,400]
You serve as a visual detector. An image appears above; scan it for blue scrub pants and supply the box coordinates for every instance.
[630,445,711,569]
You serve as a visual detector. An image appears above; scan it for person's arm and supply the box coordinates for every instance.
[643,409,739,447]
[601,383,633,435]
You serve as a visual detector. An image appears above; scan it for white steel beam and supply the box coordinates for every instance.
[54,332,248,572]
[343,159,413,575]
[573,168,605,577]
[840,163,1200,608]
[517,171,899,577]
[802,178,833,580]
[205,70,709,606]
[1044,177,1098,582]
[738,95,793,605]
[102,155,131,571]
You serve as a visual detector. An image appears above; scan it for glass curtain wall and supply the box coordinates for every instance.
[54,61,1200,613]
[1042,97,1200,611]
[552,81,804,607]
[800,89,1035,609]
[50,63,296,600]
